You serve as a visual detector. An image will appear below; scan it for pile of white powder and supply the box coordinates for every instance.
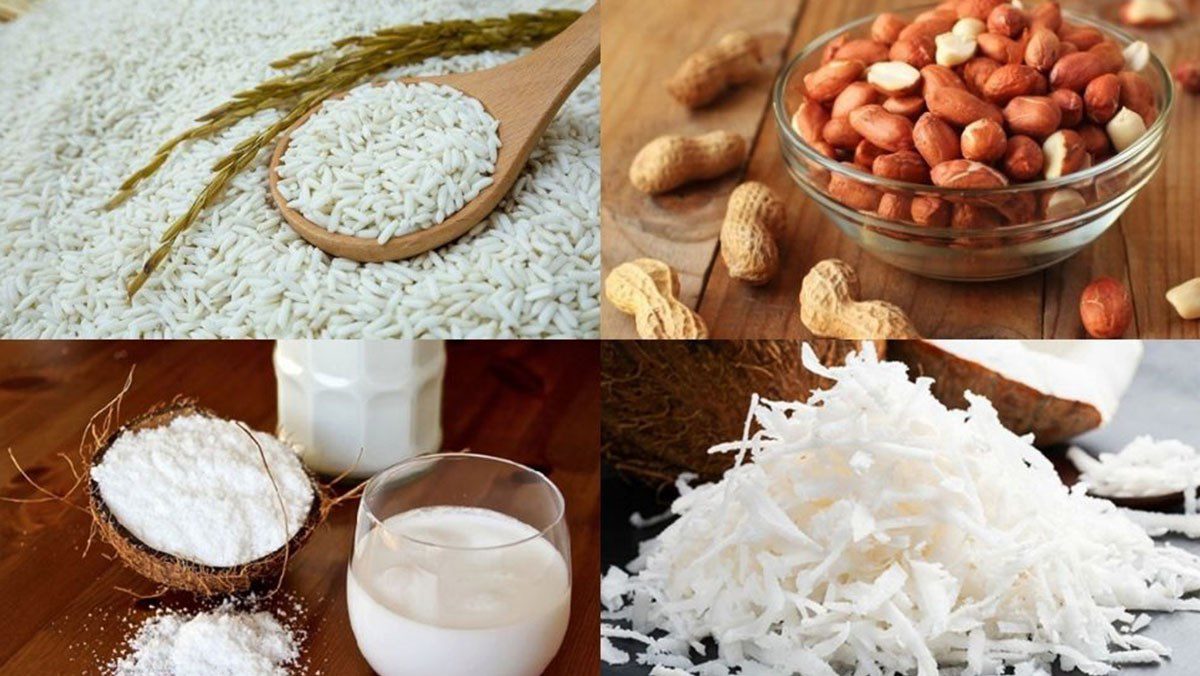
[110,601,301,676]
[277,81,500,244]
[0,0,598,338]
[602,345,1200,675]
[92,414,314,567]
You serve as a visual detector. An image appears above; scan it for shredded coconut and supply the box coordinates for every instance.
[1069,437,1200,506]
[110,601,300,675]
[602,344,1200,675]
[92,414,314,567]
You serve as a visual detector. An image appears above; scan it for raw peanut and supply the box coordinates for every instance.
[912,195,952,226]
[927,87,1004,126]
[605,259,708,339]
[1118,71,1157,126]
[930,159,1009,188]
[920,64,968,96]
[936,32,978,67]
[829,169,882,210]
[883,95,926,118]
[1089,42,1126,74]
[813,140,839,159]
[848,104,915,152]
[1058,25,1105,51]
[629,131,746,194]
[667,31,764,108]
[1059,41,1079,57]
[1004,96,1062,138]
[1106,107,1147,152]
[963,57,1001,97]
[720,182,785,285]
[952,17,987,39]
[898,17,956,42]
[1042,188,1087,218]
[867,61,923,96]
[919,7,959,23]
[952,203,1005,229]
[823,117,864,149]
[854,140,887,169]
[913,112,963,166]
[983,64,1045,104]
[977,33,1022,64]
[1084,73,1121,124]
[822,34,849,65]
[1031,1,1063,31]
[1051,88,1085,127]
[1166,278,1200,319]
[791,99,831,145]
[1042,129,1087,178]
[804,59,866,102]
[832,38,892,65]
[1078,124,1112,159]
[992,191,1038,224]
[877,193,914,220]
[872,13,909,45]
[873,150,932,183]
[987,4,1028,38]
[1123,41,1150,72]
[1079,277,1132,339]
[1175,59,1200,94]
[956,0,1005,21]
[832,82,882,118]
[961,119,1008,162]
[1050,52,1108,91]
[1024,28,1060,73]
[799,259,920,339]
[1119,0,1179,27]
[890,36,937,69]
[1003,135,1045,180]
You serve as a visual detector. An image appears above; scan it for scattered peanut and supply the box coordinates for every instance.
[1166,278,1200,320]
[1079,276,1133,338]
[605,259,709,339]
[799,259,920,339]
[666,31,763,108]
[720,182,786,285]
[629,131,746,195]
[1118,0,1179,27]
[1175,59,1200,95]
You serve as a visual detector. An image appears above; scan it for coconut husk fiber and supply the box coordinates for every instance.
[889,340,1102,446]
[601,340,881,486]
[87,401,328,596]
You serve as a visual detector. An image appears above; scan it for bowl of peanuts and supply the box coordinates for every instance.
[774,0,1174,281]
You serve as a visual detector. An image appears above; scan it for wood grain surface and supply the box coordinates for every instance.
[600,0,1200,339]
[0,340,600,675]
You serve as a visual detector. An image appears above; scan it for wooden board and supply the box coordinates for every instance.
[601,0,1200,338]
[0,340,600,675]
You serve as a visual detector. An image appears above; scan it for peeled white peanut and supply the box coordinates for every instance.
[952,18,986,39]
[1107,107,1148,152]
[936,32,977,67]
[1044,189,1087,219]
[1167,278,1200,319]
[1043,131,1077,179]
[866,61,922,95]
[1124,40,1150,71]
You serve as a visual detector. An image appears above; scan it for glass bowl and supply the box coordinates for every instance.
[773,5,1174,281]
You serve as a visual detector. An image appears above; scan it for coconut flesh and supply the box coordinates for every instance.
[91,410,315,571]
[602,344,1200,675]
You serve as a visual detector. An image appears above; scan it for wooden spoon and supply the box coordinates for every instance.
[268,5,599,263]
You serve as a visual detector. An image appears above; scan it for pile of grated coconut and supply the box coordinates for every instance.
[601,345,1200,675]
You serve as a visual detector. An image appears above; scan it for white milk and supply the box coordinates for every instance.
[347,506,571,676]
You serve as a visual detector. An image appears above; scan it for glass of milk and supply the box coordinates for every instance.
[347,453,571,676]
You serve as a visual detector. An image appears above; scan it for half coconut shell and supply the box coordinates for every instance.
[87,401,324,595]
[890,340,1103,446]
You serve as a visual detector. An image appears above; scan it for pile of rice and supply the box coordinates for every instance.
[602,345,1200,675]
[0,0,598,338]
[276,81,501,244]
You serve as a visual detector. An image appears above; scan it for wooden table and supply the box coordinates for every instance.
[0,341,600,675]
[601,0,1200,338]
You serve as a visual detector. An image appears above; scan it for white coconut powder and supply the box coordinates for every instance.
[92,414,314,567]
[110,601,300,676]
[277,81,500,244]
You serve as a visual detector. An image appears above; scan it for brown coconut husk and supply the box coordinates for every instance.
[87,400,332,596]
[889,340,1103,446]
[601,340,882,486]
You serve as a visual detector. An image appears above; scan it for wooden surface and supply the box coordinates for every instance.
[0,340,600,675]
[269,5,600,263]
[600,0,1200,339]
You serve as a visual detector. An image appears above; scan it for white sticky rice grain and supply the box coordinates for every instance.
[277,82,500,244]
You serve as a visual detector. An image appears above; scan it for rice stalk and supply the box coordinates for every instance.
[113,9,582,299]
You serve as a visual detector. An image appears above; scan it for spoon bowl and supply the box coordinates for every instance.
[268,5,599,263]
